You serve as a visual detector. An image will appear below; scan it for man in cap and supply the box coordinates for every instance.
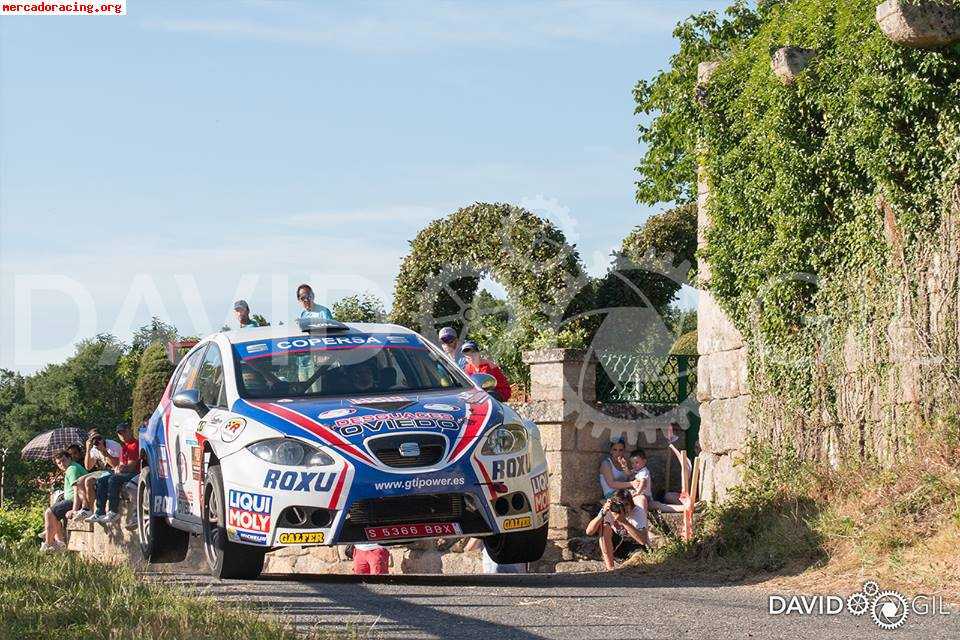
[233,300,261,329]
[461,340,511,402]
[88,424,140,526]
[438,327,467,370]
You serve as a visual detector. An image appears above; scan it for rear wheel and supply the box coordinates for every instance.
[202,464,266,579]
[137,466,190,563]
[483,523,548,564]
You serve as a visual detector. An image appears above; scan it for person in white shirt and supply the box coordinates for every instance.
[296,284,333,321]
[70,432,121,521]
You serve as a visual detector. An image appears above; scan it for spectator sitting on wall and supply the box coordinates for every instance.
[88,424,140,526]
[438,327,467,370]
[233,300,261,328]
[66,443,84,465]
[461,341,511,402]
[598,439,635,498]
[72,431,121,521]
[352,543,390,575]
[41,450,86,553]
[585,490,648,570]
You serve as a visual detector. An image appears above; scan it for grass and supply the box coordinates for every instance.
[625,417,960,598]
[0,544,351,640]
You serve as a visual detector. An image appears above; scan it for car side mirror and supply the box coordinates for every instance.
[470,373,498,392]
[172,389,208,417]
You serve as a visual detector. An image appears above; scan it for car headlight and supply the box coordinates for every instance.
[247,438,334,467]
[481,424,528,456]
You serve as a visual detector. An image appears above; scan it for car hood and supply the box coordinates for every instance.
[231,388,502,453]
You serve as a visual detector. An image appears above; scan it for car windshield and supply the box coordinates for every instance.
[233,332,469,400]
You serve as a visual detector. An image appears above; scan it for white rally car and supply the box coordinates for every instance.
[136,318,550,578]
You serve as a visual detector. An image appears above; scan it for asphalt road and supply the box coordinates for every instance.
[156,571,960,640]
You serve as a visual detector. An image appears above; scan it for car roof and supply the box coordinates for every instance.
[218,322,419,345]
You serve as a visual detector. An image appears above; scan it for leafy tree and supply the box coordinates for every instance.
[332,294,386,323]
[633,1,780,206]
[130,317,179,354]
[131,342,175,429]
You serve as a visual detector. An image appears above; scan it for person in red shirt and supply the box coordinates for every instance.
[90,424,140,525]
[461,341,511,402]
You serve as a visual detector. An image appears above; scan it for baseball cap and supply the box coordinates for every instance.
[234,299,249,311]
[461,340,479,353]
[438,327,457,343]
[116,423,131,433]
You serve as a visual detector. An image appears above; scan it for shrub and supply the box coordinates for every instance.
[130,342,174,429]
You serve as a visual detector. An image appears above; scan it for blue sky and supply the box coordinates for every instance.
[0,0,726,373]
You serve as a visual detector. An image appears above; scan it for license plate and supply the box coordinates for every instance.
[364,522,462,541]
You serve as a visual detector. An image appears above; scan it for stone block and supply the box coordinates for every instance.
[699,396,751,455]
[770,47,816,85]
[440,551,483,574]
[698,291,745,354]
[554,560,606,574]
[538,423,577,452]
[876,0,960,48]
[702,347,749,400]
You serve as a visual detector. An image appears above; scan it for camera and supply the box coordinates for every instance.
[608,489,631,514]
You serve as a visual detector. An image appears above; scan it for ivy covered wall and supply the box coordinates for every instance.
[639,0,960,470]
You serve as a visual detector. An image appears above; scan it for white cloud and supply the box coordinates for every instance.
[144,1,716,53]
[283,205,446,225]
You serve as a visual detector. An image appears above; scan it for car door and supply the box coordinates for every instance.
[168,345,207,523]
[179,342,228,519]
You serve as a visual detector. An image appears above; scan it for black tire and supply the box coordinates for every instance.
[483,523,548,564]
[137,466,190,563]
[202,465,266,579]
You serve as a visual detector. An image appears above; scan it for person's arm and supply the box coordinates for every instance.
[613,511,646,545]
[585,501,612,537]
[464,538,483,552]
[84,437,97,470]
[102,444,120,470]
[600,460,635,491]
[490,365,511,402]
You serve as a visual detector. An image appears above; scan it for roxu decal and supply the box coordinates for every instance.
[263,470,336,492]
[491,453,530,480]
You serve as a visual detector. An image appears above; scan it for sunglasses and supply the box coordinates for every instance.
[298,292,313,301]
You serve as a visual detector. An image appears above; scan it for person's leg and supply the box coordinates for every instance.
[353,550,371,575]
[371,548,389,575]
[43,507,56,545]
[107,473,134,513]
[599,524,616,570]
[95,474,111,514]
[82,475,98,510]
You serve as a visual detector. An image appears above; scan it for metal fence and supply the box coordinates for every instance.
[595,353,698,405]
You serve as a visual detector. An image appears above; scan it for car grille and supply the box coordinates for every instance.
[367,433,447,468]
[347,493,465,525]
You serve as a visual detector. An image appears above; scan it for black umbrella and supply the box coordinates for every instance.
[20,427,87,461]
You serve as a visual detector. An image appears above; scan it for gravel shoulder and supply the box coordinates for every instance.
[154,570,960,640]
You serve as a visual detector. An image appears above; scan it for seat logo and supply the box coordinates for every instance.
[399,442,421,457]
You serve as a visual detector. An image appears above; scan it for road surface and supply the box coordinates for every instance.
[156,570,959,639]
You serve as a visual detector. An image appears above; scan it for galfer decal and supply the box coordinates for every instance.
[220,418,246,443]
[502,515,532,530]
[246,401,374,465]
[278,531,325,544]
[263,469,336,492]
[317,408,356,420]
[349,395,410,405]
[491,453,531,480]
[423,403,459,412]
[531,471,549,513]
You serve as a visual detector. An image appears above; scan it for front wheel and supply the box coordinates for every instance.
[483,523,548,564]
[137,466,190,563]
[202,464,266,579]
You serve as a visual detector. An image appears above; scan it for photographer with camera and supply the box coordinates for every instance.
[585,489,648,570]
